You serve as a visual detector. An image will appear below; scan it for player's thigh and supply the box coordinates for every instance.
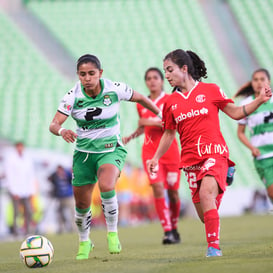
[96,146,127,192]
[97,164,120,192]
[72,150,97,186]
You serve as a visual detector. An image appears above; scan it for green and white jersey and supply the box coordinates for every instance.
[58,78,133,153]
[238,95,273,160]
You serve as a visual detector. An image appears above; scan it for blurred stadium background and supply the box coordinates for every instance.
[0,0,272,236]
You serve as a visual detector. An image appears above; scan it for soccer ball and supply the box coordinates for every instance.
[20,235,54,268]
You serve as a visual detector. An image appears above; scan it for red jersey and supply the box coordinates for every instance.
[137,92,180,164]
[163,82,234,168]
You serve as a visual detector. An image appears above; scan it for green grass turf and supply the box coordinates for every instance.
[1,214,273,273]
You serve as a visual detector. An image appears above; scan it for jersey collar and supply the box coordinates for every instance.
[176,81,199,99]
[80,79,104,99]
[150,91,165,104]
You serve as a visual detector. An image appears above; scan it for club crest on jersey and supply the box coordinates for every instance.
[103,95,112,106]
[196,94,206,103]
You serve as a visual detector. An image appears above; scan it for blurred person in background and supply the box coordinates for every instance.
[49,54,161,260]
[48,165,75,233]
[147,49,272,257]
[123,67,181,244]
[4,141,36,236]
[235,68,273,204]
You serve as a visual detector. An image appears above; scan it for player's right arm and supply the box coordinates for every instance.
[223,83,272,120]
[49,111,77,143]
[147,128,176,174]
[138,118,162,127]
[237,123,261,157]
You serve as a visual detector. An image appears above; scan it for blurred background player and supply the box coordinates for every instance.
[123,67,181,244]
[49,54,161,260]
[147,49,272,257]
[48,165,75,233]
[4,141,36,236]
[235,68,273,204]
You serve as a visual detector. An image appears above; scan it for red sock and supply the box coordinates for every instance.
[169,199,181,230]
[204,209,220,249]
[154,197,172,232]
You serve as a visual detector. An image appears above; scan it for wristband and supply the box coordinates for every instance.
[58,127,65,136]
[242,105,248,117]
[157,111,162,119]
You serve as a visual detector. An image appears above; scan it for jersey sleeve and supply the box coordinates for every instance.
[212,85,234,110]
[113,82,134,101]
[237,117,247,125]
[162,100,177,130]
[57,89,75,116]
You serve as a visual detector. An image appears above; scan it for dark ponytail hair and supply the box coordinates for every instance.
[77,54,101,71]
[234,68,271,98]
[164,49,207,81]
[144,67,164,81]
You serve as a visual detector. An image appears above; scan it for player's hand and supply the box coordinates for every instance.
[146,158,159,176]
[258,83,272,103]
[60,129,77,143]
[122,136,132,145]
[251,146,261,157]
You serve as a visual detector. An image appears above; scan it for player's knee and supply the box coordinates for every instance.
[168,189,179,203]
[152,183,164,198]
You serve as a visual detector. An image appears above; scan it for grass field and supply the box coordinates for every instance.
[1,214,273,273]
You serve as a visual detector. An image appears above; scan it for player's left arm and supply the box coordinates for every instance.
[147,129,176,174]
[138,118,162,127]
[122,126,144,145]
[130,91,162,118]
[222,84,272,120]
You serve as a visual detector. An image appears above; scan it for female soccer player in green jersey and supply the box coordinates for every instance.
[49,54,162,260]
[235,68,273,203]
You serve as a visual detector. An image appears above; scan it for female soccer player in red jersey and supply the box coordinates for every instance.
[147,49,272,257]
[123,68,181,244]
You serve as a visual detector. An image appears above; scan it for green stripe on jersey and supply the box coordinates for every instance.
[258,144,273,156]
[252,122,273,136]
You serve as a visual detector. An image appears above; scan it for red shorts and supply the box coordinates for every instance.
[143,158,180,190]
[183,157,231,206]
